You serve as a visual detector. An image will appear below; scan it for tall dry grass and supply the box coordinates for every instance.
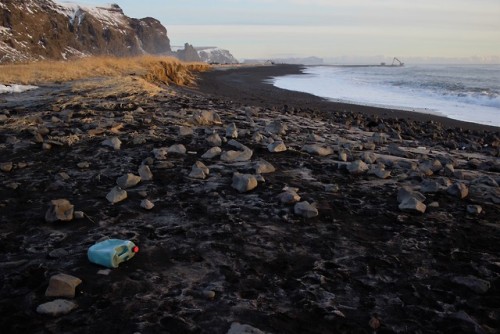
[0,55,210,86]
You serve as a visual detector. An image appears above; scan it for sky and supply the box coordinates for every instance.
[59,0,500,62]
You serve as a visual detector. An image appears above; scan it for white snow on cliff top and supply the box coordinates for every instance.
[54,1,126,27]
[0,84,38,94]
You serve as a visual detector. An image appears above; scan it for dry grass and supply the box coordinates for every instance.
[0,55,210,86]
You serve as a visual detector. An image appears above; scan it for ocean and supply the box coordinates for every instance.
[271,64,500,127]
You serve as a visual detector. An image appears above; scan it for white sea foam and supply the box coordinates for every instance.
[0,84,38,94]
[272,65,500,127]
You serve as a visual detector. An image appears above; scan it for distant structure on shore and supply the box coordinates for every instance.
[381,58,405,67]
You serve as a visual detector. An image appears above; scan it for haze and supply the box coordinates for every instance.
[59,0,500,63]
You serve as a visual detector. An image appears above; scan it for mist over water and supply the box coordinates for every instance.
[272,64,500,127]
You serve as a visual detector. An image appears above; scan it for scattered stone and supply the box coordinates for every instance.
[361,151,377,164]
[202,147,222,159]
[227,322,266,334]
[42,143,52,150]
[444,163,455,176]
[338,151,348,162]
[267,141,287,153]
[116,173,141,189]
[347,160,369,175]
[74,211,85,219]
[0,162,13,173]
[152,147,168,160]
[106,187,127,204]
[17,162,27,169]
[372,132,389,144]
[398,197,427,214]
[447,182,469,199]
[226,122,238,138]
[363,142,376,150]
[6,182,20,190]
[178,126,193,137]
[398,187,426,203]
[421,180,440,193]
[294,201,319,218]
[36,299,78,317]
[307,133,325,143]
[221,140,253,162]
[278,189,301,204]
[101,137,122,150]
[45,199,74,223]
[265,120,287,135]
[302,144,333,156]
[189,161,210,179]
[452,276,490,294]
[206,133,223,147]
[140,199,155,210]
[77,162,90,169]
[253,160,276,174]
[191,110,222,125]
[97,269,112,276]
[138,165,153,181]
[373,167,391,179]
[202,290,216,299]
[467,205,482,215]
[232,173,258,193]
[45,273,82,298]
[168,144,187,155]
[428,202,440,208]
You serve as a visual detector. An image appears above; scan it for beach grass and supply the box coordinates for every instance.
[0,55,210,86]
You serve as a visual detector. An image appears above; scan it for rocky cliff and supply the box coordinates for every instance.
[0,0,171,62]
[197,47,238,64]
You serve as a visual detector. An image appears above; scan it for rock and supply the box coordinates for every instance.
[372,132,389,144]
[252,131,264,143]
[140,199,155,210]
[388,144,408,158]
[168,144,187,155]
[36,299,78,317]
[361,152,377,164]
[138,165,153,181]
[232,173,258,193]
[178,126,193,137]
[206,133,222,147]
[202,290,216,299]
[347,160,369,175]
[227,322,266,334]
[226,122,238,138]
[106,187,128,204]
[278,189,301,204]
[302,144,333,156]
[452,276,490,294]
[267,141,287,153]
[42,143,52,150]
[444,163,455,176]
[45,199,74,223]
[221,140,253,162]
[294,201,319,218]
[45,273,82,298]
[116,173,141,189]
[253,160,276,174]
[152,147,168,160]
[338,151,348,162]
[202,147,222,159]
[467,205,482,215]
[363,142,376,150]
[189,161,209,179]
[0,162,13,173]
[191,110,222,125]
[265,120,287,135]
[307,133,325,143]
[101,137,122,150]
[421,180,440,193]
[447,182,469,199]
[398,197,427,214]
[74,211,85,219]
[77,162,90,169]
[397,187,426,203]
[373,167,391,179]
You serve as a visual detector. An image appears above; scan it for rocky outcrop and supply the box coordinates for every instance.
[174,43,201,62]
[197,47,238,64]
[0,0,171,62]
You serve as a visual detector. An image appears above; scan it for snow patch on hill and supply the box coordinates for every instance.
[54,1,126,27]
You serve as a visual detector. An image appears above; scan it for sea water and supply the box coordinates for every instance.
[271,64,500,127]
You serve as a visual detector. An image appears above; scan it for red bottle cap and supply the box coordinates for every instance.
[133,246,139,253]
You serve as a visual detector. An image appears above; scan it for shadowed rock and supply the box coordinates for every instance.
[45,199,74,223]
[106,187,127,204]
[232,173,258,193]
[116,173,141,189]
[45,274,82,298]
[36,299,78,317]
[447,182,469,199]
[294,201,319,218]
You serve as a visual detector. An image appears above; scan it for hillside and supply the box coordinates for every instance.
[0,0,171,62]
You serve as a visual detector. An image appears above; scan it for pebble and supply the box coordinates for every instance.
[178,126,193,137]
[265,120,287,135]
[398,197,427,214]
[116,173,141,189]
[140,199,155,210]
[74,211,85,219]
[267,141,287,153]
[189,161,209,179]
[232,173,258,193]
[372,132,389,144]
[467,205,482,215]
[42,143,52,150]
[338,151,348,162]
[206,133,223,147]
[0,162,13,172]
[36,299,78,317]
[138,165,153,181]
[278,189,301,204]
[226,122,238,138]
[302,144,333,156]
[202,147,222,159]
[45,273,82,298]
[168,144,187,154]
[347,160,369,175]
[101,137,122,150]
[191,110,222,125]
[294,201,319,218]
[447,182,469,199]
[152,147,168,160]
[77,162,90,169]
[45,199,74,223]
[421,180,440,193]
[361,151,377,164]
[221,140,253,162]
[106,186,128,204]
[253,160,276,174]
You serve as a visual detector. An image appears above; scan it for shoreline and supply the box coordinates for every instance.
[195,64,500,133]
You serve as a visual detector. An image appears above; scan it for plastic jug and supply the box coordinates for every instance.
[87,239,139,268]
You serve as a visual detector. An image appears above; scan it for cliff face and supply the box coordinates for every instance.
[0,0,171,62]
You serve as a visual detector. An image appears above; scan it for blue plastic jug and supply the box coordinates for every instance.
[87,239,139,268]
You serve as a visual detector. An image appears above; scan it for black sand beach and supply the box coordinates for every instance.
[0,66,499,334]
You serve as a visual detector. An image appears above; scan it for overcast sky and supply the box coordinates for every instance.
[59,0,500,62]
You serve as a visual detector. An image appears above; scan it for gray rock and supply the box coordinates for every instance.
[252,131,264,143]
[372,132,389,144]
[45,273,82,298]
[444,163,455,176]
[307,133,325,143]
[191,110,222,125]
[363,142,376,150]
[178,126,193,137]
[74,211,85,219]
[106,187,127,204]
[338,151,348,162]
[168,144,187,155]
[227,322,266,334]
[226,122,238,138]
[388,144,408,158]
[36,299,78,316]
[265,120,287,135]
[202,147,222,159]
[253,160,276,174]
[467,205,482,215]
[447,182,469,199]
[452,276,490,294]
[267,141,287,153]
[398,187,426,203]
[101,137,122,150]
[302,144,333,156]
[0,162,13,173]
[421,180,440,193]
[140,199,154,210]
[116,173,141,189]
[232,173,258,193]
[221,140,253,162]
[373,167,391,179]
[206,133,222,147]
[45,199,74,223]
[399,197,426,214]
[294,201,319,218]
[347,160,369,175]
[189,161,209,179]
[152,147,168,160]
[278,190,301,204]
[361,152,377,164]
[138,165,153,181]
